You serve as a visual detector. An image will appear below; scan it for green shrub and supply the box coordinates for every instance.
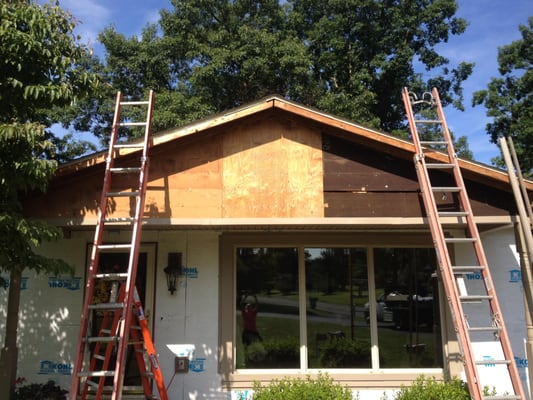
[251,373,354,400]
[320,338,371,368]
[13,380,67,400]
[392,376,469,400]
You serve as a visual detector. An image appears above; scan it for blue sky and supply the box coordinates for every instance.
[59,0,531,165]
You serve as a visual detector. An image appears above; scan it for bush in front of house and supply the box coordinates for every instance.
[391,375,469,400]
[251,373,354,400]
[13,380,67,400]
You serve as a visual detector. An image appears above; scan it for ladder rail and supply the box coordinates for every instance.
[403,88,483,399]
[403,87,525,400]
[111,90,154,399]
[70,91,123,399]
[433,88,523,399]
[70,91,168,400]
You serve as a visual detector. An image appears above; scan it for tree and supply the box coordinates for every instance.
[289,0,473,131]
[0,1,99,397]
[473,17,533,176]
[62,0,473,156]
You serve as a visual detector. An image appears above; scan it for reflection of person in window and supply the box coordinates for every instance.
[241,294,261,345]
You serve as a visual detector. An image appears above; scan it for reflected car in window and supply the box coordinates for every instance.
[364,293,393,323]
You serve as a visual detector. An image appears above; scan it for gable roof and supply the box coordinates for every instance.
[55,95,531,192]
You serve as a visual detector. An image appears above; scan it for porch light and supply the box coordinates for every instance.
[164,252,182,294]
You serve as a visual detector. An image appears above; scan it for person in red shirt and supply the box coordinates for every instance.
[241,293,262,345]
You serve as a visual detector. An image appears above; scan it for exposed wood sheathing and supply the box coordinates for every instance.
[21,96,531,224]
[221,115,323,217]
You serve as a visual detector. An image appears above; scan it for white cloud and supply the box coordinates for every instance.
[57,0,112,48]
[60,0,111,20]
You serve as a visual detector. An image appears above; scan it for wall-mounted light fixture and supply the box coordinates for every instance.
[164,252,182,295]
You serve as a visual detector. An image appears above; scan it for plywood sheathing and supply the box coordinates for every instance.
[221,114,323,218]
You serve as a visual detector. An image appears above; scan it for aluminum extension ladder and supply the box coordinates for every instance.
[69,91,168,400]
[402,87,524,400]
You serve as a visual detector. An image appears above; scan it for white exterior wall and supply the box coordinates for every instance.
[153,230,223,400]
[0,233,87,389]
[1,226,529,399]
[0,229,223,399]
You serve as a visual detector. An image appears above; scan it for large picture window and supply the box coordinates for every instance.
[234,245,442,371]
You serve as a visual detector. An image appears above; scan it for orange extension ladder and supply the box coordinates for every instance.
[69,91,168,400]
[402,87,524,400]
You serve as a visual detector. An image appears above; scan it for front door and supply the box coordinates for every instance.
[87,244,155,391]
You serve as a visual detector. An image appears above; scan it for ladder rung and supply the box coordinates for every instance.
[484,396,521,400]
[103,217,135,223]
[468,326,502,332]
[110,167,141,173]
[426,163,455,169]
[113,143,144,149]
[414,119,442,124]
[120,100,150,106]
[119,122,148,127]
[446,237,476,243]
[475,359,511,365]
[432,186,462,192]
[460,295,493,301]
[88,302,124,310]
[106,191,140,197]
[420,140,447,145]
[438,211,469,217]
[78,370,115,378]
[98,244,132,250]
[84,336,119,343]
[84,380,99,388]
[452,266,486,273]
[93,272,129,280]
[93,354,106,361]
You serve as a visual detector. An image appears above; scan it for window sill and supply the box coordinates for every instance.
[222,368,444,390]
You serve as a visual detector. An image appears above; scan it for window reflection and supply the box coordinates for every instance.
[305,248,370,368]
[234,246,442,370]
[374,248,442,368]
[236,248,299,369]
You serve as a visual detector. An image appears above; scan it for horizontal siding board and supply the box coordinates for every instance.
[324,192,424,217]
[323,134,419,192]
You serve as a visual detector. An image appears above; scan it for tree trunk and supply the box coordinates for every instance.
[0,269,22,400]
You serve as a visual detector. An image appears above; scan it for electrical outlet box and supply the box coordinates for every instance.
[175,356,189,373]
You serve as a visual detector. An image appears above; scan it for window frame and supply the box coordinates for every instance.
[219,232,447,390]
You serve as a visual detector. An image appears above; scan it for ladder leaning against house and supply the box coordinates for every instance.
[402,87,525,400]
[69,90,169,400]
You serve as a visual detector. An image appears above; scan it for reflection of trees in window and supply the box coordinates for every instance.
[305,248,370,369]
[374,248,442,368]
[235,246,442,370]
[237,248,298,296]
[236,248,299,369]
[374,248,435,297]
